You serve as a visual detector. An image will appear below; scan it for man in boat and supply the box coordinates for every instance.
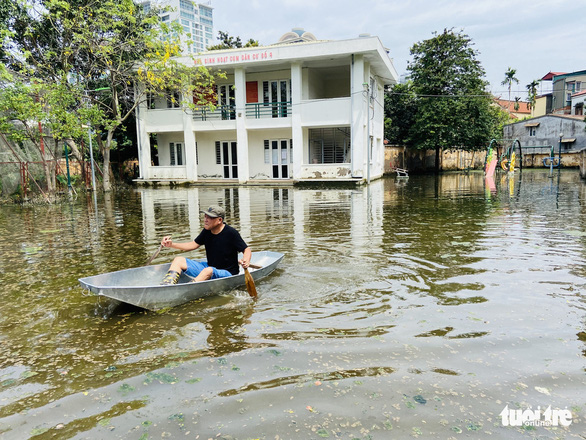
[160,205,251,285]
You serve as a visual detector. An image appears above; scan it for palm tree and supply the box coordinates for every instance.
[526,79,539,113]
[514,96,521,112]
[501,67,519,114]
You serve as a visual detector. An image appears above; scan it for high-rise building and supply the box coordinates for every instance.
[141,0,214,54]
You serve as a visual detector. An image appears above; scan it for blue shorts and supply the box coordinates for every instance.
[184,259,232,279]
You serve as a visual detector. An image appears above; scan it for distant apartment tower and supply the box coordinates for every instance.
[141,0,214,54]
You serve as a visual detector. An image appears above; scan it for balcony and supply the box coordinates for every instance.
[300,97,351,126]
[246,101,291,119]
[192,105,236,121]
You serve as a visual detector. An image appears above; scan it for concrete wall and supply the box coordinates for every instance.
[504,115,586,153]
[384,145,582,174]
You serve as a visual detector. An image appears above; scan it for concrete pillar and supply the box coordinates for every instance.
[183,105,197,181]
[234,68,249,183]
[291,62,303,180]
[135,86,151,180]
[351,54,366,178]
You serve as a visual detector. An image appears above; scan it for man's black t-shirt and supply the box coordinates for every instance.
[194,224,248,275]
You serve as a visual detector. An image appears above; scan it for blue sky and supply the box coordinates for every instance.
[212,0,584,100]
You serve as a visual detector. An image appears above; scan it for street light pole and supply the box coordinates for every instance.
[558,132,563,167]
[88,127,97,192]
[84,87,108,192]
[64,142,73,193]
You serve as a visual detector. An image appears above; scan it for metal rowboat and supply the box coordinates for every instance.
[79,251,284,311]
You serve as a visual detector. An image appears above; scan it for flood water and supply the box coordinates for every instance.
[0,170,584,439]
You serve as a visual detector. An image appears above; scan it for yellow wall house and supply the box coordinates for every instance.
[134,30,398,185]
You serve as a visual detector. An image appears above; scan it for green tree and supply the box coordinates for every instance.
[384,82,418,145]
[2,0,219,193]
[501,67,519,113]
[407,29,495,172]
[207,31,259,50]
[526,79,539,111]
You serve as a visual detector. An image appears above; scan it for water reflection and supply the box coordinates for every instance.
[0,170,585,438]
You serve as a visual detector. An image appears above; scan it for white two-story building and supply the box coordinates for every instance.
[135,30,398,185]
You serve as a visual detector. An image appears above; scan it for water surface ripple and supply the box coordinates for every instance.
[0,171,584,439]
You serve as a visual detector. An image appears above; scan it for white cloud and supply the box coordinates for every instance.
[211,0,584,97]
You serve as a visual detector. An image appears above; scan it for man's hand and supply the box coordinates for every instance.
[239,258,250,269]
[161,236,173,248]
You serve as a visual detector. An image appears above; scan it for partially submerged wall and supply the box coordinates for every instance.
[385,145,580,174]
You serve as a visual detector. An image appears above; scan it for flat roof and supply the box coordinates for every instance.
[180,36,399,85]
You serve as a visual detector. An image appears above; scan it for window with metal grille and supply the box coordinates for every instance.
[176,143,183,166]
[215,141,221,164]
[308,128,351,164]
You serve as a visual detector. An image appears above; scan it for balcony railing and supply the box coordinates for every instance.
[192,105,236,121]
[192,102,293,121]
[246,101,291,119]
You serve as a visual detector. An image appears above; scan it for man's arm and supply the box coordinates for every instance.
[239,246,252,269]
[161,236,200,252]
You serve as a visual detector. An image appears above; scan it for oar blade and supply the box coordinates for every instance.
[146,244,163,266]
[244,267,258,298]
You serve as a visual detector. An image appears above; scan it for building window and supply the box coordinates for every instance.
[180,11,195,20]
[529,127,536,136]
[167,91,180,108]
[147,93,156,109]
[308,127,351,164]
[180,0,194,12]
[215,141,221,164]
[264,140,270,164]
[169,142,183,166]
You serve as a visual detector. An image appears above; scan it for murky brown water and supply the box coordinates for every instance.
[0,171,584,439]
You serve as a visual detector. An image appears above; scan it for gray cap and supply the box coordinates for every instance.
[201,205,225,219]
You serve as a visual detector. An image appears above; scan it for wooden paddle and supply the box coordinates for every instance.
[145,243,163,266]
[242,263,258,299]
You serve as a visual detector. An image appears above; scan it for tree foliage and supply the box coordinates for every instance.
[1,0,220,194]
[384,83,417,145]
[526,79,539,111]
[207,31,259,51]
[396,29,498,171]
[501,67,519,112]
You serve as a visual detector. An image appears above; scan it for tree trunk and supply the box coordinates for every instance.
[98,131,115,192]
[64,138,84,163]
[52,138,61,191]
[435,146,441,174]
[64,138,86,186]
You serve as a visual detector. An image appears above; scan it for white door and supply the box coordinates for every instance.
[221,141,238,179]
[271,139,289,178]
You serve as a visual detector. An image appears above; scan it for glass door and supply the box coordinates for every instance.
[271,139,289,178]
[218,85,235,120]
[221,141,238,178]
[264,80,290,118]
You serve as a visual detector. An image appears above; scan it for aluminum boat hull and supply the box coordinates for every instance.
[79,251,284,310]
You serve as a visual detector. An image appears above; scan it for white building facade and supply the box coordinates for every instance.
[135,32,398,185]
